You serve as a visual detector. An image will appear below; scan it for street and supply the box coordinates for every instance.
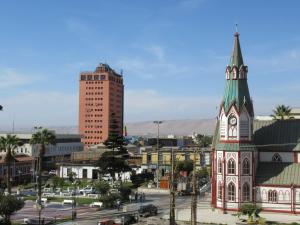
[12,193,211,225]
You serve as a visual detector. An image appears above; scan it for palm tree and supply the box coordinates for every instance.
[271,105,293,120]
[0,135,21,194]
[30,129,55,224]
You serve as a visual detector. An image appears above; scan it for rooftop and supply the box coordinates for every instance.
[256,162,300,186]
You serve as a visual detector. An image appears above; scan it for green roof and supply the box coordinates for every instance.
[221,33,253,116]
[253,119,300,151]
[215,142,256,151]
[256,162,300,185]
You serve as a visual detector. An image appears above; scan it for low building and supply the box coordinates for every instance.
[0,133,84,166]
[0,154,33,185]
[58,162,142,181]
[141,147,211,175]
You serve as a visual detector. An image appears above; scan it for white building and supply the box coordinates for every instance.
[0,133,83,164]
[58,163,142,181]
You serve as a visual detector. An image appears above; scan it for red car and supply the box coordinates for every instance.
[97,219,121,225]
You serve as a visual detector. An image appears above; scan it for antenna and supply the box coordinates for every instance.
[235,23,238,33]
[120,69,123,76]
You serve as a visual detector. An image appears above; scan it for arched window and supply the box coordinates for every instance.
[228,182,235,202]
[272,153,282,162]
[227,158,235,174]
[218,182,222,200]
[242,183,250,202]
[232,67,237,79]
[268,190,277,203]
[242,158,250,175]
[218,158,222,174]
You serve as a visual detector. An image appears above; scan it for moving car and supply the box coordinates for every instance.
[138,204,158,217]
[97,219,120,225]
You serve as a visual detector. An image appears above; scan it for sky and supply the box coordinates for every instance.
[0,0,299,128]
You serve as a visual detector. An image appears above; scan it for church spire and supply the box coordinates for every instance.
[222,31,253,116]
[230,32,244,68]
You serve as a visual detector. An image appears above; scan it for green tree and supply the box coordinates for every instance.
[176,160,194,175]
[0,135,22,194]
[51,176,65,190]
[30,129,55,225]
[0,194,24,225]
[193,134,213,147]
[271,105,293,120]
[119,182,133,200]
[240,203,262,224]
[94,180,110,197]
[97,113,131,181]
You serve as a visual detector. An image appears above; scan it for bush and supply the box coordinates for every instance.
[0,194,24,225]
[240,203,261,224]
[94,180,110,196]
[119,182,133,200]
[99,193,120,208]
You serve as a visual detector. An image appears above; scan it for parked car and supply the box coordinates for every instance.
[138,204,158,217]
[49,170,56,175]
[79,186,95,195]
[120,214,138,225]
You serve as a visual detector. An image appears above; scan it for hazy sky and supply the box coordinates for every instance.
[0,0,299,127]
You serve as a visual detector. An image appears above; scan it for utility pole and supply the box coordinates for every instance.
[191,148,197,225]
[153,121,163,188]
[169,148,175,225]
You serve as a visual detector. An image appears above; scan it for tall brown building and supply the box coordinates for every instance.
[79,63,124,147]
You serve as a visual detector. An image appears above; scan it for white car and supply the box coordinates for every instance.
[79,187,95,195]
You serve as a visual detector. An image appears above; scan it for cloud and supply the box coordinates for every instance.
[124,89,219,122]
[0,91,78,126]
[249,48,300,74]
[0,68,39,89]
[145,45,165,61]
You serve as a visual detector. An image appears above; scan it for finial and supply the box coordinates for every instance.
[234,24,239,37]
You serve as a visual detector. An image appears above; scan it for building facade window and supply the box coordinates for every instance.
[242,158,250,175]
[228,182,235,202]
[268,190,277,203]
[242,183,250,202]
[218,158,222,174]
[227,158,235,174]
[218,182,222,200]
[82,169,88,179]
[272,153,282,162]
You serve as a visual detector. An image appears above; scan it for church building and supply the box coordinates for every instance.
[211,32,300,213]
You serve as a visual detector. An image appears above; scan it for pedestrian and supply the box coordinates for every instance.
[117,199,121,211]
[139,193,142,203]
[129,194,132,203]
[142,192,145,202]
[135,192,138,202]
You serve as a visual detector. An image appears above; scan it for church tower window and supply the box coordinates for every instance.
[227,158,235,174]
[218,182,222,200]
[228,182,235,202]
[218,158,222,173]
[242,158,250,175]
[242,183,250,202]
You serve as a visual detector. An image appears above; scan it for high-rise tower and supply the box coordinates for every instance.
[79,63,124,147]
[211,32,257,211]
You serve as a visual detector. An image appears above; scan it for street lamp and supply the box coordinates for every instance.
[153,121,163,188]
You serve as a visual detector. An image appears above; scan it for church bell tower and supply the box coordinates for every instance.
[211,32,257,211]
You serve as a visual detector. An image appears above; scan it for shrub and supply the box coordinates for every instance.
[99,193,120,208]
